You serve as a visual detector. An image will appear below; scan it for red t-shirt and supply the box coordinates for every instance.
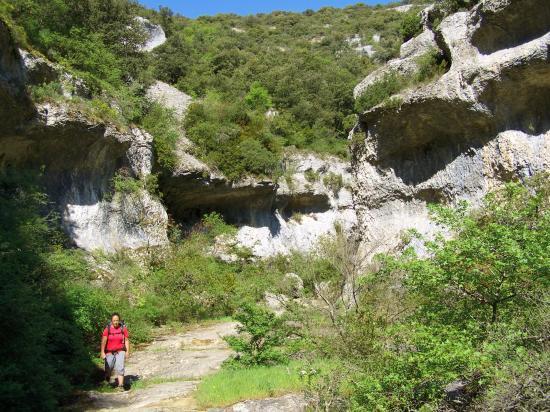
[102,325,129,352]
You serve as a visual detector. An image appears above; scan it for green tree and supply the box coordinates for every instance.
[403,176,549,325]
[244,82,272,111]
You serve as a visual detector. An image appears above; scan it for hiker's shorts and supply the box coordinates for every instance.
[105,351,125,376]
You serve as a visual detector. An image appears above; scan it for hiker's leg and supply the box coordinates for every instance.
[114,351,126,387]
[104,353,115,382]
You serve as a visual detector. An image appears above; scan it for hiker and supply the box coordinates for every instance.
[100,312,130,390]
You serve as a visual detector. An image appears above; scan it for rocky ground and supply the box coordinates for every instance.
[79,321,306,411]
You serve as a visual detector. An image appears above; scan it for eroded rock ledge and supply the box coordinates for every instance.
[351,0,550,251]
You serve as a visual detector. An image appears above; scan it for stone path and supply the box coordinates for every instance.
[82,321,238,411]
[80,320,306,411]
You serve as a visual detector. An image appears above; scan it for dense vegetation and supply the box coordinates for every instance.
[3,169,546,410]
[0,171,293,409]
[151,4,417,177]
[223,175,548,411]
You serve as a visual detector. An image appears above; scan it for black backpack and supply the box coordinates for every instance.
[105,320,127,348]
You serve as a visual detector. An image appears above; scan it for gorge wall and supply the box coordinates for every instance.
[147,81,356,257]
[351,0,549,252]
[0,21,168,252]
[1,0,548,258]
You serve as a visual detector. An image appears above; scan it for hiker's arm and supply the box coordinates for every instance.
[125,338,130,357]
[100,336,107,359]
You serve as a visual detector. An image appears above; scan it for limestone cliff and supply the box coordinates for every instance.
[0,22,168,252]
[146,81,356,256]
[351,0,549,251]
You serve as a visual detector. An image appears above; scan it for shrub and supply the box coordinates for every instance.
[351,324,485,410]
[29,82,64,102]
[244,82,272,111]
[414,48,448,83]
[304,169,320,183]
[437,0,480,15]
[0,171,96,410]
[224,303,289,367]
[322,172,343,194]
[202,212,237,238]
[141,103,180,171]
[111,173,142,194]
[354,72,406,113]
[481,351,550,412]
[400,11,422,41]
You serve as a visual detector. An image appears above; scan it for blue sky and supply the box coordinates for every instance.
[138,1,396,18]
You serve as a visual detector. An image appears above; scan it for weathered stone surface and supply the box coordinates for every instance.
[210,393,308,412]
[135,16,166,51]
[354,27,438,98]
[0,102,169,252]
[146,80,193,118]
[351,0,550,253]
[0,23,168,252]
[236,153,357,256]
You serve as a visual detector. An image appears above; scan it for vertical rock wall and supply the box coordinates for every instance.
[351,0,550,252]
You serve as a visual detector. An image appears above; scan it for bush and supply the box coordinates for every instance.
[0,171,96,410]
[224,303,289,367]
[304,169,320,183]
[141,103,180,171]
[354,72,406,113]
[112,173,142,194]
[293,175,549,410]
[400,11,422,41]
[414,48,448,83]
[322,172,343,194]
[482,351,550,411]
[202,212,237,238]
[244,82,272,111]
[185,94,282,180]
[29,82,64,102]
[437,0,480,15]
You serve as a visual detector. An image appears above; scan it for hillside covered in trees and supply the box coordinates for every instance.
[2,0,424,179]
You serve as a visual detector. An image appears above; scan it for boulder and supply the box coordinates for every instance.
[135,16,166,51]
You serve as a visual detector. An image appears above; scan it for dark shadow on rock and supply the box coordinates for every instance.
[124,374,140,390]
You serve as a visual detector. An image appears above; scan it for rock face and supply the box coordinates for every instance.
[0,25,168,252]
[146,81,357,257]
[236,153,356,256]
[135,16,167,51]
[211,394,308,412]
[351,0,550,251]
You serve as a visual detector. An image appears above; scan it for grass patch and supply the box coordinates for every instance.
[195,361,306,408]
[130,377,189,391]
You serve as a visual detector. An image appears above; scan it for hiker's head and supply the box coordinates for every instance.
[111,312,121,327]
